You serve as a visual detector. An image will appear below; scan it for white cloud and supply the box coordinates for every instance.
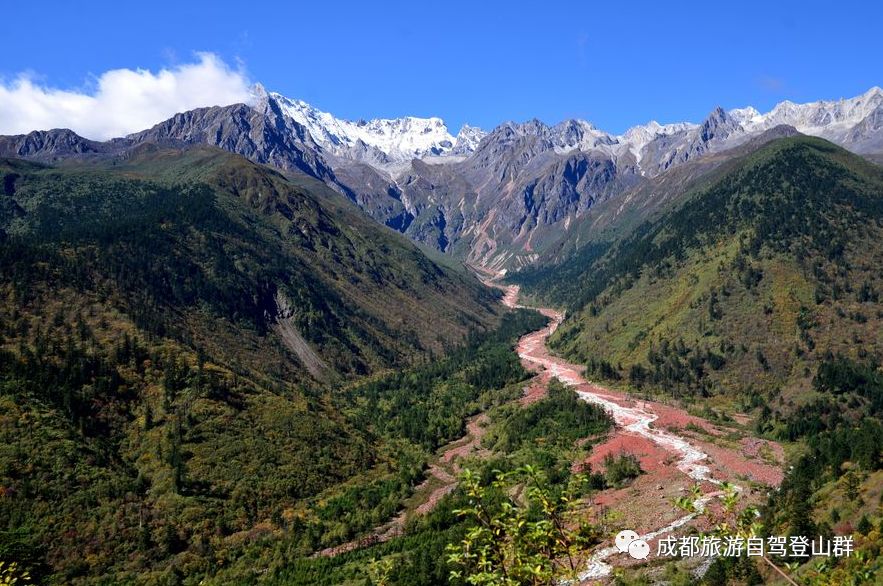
[0,53,253,140]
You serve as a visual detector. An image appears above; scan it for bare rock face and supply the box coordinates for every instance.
[272,291,327,379]
[0,103,338,185]
[359,120,643,268]
[638,107,750,175]
[127,102,335,181]
[0,129,117,162]
[842,104,883,153]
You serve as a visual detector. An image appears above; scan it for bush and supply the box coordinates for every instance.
[603,453,642,488]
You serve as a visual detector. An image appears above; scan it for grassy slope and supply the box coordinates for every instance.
[525,128,803,269]
[519,137,883,408]
[0,147,502,583]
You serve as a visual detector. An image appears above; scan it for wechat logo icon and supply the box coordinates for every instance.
[615,529,651,560]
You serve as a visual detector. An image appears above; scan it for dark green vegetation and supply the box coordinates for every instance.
[5,131,882,584]
[287,309,547,555]
[656,355,883,585]
[762,356,883,578]
[487,381,609,454]
[260,383,612,586]
[345,310,547,452]
[0,147,514,584]
[600,453,642,489]
[517,137,883,406]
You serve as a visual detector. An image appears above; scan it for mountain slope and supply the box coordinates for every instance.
[127,102,334,181]
[365,119,644,270]
[531,125,804,264]
[1,145,498,375]
[0,146,501,582]
[738,86,883,152]
[0,129,130,165]
[340,89,883,270]
[517,137,883,406]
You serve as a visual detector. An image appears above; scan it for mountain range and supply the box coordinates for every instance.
[2,86,881,273]
[516,134,883,398]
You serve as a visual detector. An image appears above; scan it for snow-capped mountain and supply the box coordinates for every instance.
[452,125,488,155]
[551,87,883,174]
[551,119,618,154]
[741,86,882,136]
[260,87,481,169]
[243,84,882,181]
[498,87,883,173]
[620,121,698,162]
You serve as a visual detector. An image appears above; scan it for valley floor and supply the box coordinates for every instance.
[321,282,786,582]
[502,285,784,581]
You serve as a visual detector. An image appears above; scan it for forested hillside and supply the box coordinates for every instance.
[517,137,883,407]
[0,147,506,583]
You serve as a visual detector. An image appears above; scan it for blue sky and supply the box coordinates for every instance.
[3,0,882,136]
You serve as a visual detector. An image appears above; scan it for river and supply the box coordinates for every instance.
[502,284,778,580]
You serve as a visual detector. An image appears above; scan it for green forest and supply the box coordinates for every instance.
[0,149,513,584]
[516,137,883,404]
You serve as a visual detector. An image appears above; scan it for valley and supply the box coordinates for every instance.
[4,87,882,273]
[303,280,784,582]
[2,76,883,585]
[502,284,784,580]
[503,285,784,581]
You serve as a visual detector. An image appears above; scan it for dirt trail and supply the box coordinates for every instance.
[316,409,507,557]
[500,284,783,580]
